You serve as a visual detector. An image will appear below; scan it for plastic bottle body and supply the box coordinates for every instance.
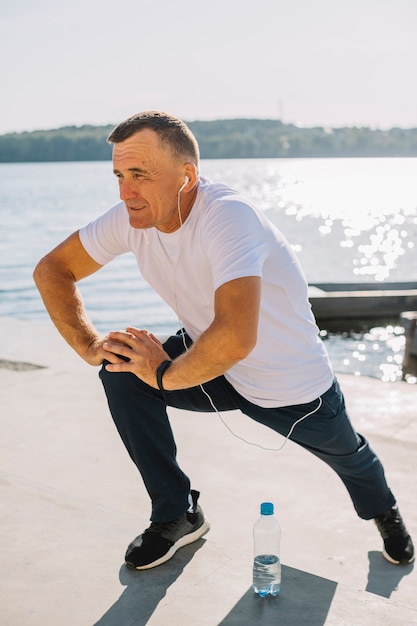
[252,503,281,597]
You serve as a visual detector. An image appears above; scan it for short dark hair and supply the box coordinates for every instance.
[107,111,200,168]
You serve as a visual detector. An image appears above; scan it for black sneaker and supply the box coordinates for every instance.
[125,490,210,570]
[374,507,415,565]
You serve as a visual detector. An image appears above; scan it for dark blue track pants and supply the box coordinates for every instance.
[99,332,395,523]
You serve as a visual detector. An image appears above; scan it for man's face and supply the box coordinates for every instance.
[112,129,186,232]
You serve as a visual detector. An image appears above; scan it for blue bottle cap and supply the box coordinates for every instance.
[260,502,274,515]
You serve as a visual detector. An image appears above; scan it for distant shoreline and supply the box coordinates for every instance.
[1,119,417,163]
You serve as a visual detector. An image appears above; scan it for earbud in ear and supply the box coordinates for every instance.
[178,176,189,194]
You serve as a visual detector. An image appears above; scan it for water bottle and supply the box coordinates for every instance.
[252,502,281,597]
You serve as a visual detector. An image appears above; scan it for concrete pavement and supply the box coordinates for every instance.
[1,317,416,625]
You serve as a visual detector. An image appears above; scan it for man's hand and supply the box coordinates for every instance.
[102,327,170,387]
[81,333,137,368]
[103,276,261,392]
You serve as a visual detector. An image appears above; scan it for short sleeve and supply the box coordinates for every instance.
[202,199,270,290]
[78,202,131,265]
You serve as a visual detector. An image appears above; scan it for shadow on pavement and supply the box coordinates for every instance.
[92,549,414,625]
[218,565,338,626]
[366,550,414,598]
[93,539,206,626]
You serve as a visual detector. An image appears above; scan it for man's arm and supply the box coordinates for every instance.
[103,276,262,388]
[33,231,125,366]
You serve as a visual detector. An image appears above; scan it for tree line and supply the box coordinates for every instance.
[1,119,417,163]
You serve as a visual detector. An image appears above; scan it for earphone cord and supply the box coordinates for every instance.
[177,325,322,451]
[156,185,322,452]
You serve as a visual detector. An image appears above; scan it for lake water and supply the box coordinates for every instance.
[1,158,416,383]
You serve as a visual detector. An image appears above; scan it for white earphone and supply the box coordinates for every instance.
[178,176,189,194]
[151,171,320,452]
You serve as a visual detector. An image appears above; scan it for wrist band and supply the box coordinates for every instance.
[156,359,172,392]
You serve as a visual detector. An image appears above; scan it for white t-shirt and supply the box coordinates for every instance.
[79,178,333,407]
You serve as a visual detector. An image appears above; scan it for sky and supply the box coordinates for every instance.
[1,0,416,134]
